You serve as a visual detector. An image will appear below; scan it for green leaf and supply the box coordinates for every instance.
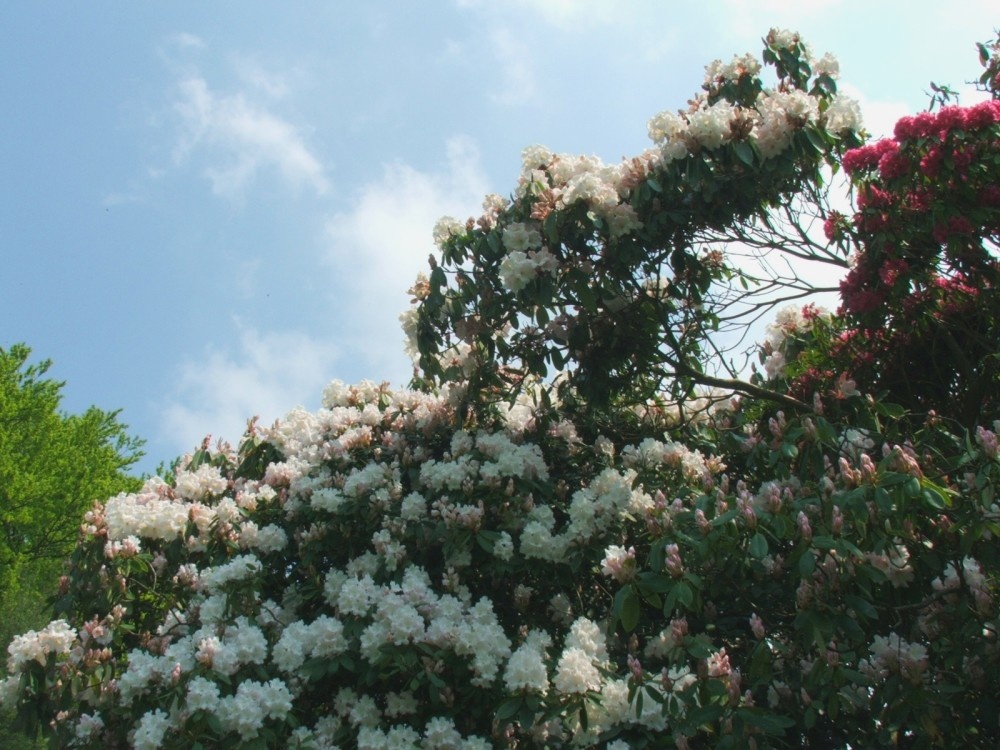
[676,581,694,609]
[780,442,798,459]
[799,549,816,576]
[804,705,817,729]
[920,478,952,509]
[485,230,502,260]
[475,530,499,553]
[663,582,685,615]
[711,508,739,527]
[733,140,755,166]
[846,593,878,620]
[811,535,837,550]
[621,588,641,632]
[495,696,523,722]
[544,212,560,244]
[873,401,906,419]
[749,532,769,559]
[737,708,796,734]
[683,571,703,589]
[578,283,598,312]
[804,127,827,155]
[877,471,912,487]
[430,265,446,290]
[636,572,673,594]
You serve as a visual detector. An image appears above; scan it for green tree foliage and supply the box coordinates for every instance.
[0,343,144,597]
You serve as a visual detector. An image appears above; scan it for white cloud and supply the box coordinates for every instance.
[488,28,538,105]
[324,135,490,383]
[172,75,330,200]
[159,324,339,456]
[231,55,294,100]
[170,32,206,51]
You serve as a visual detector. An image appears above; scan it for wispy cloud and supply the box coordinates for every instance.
[488,28,538,106]
[230,55,293,100]
[172,74,330,200]
[324,135,490,383]
[170,32,206,51]
[159,324,340,456]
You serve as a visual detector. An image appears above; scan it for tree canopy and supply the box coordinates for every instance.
[0,343,144,595]
[3,29,1000,750]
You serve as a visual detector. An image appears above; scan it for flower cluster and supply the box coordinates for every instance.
[0,375,743,747]
[812,94,1000,423]
[6,620,76,671]
[839,98,1000,316]
[7,353,1000,747]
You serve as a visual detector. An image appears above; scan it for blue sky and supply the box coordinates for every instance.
[1,1,994,474]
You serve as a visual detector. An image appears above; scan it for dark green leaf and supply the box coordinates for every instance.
[737,708,796,734]
[733,140,755,166]
[621,589,641,632]
[799,550,816,576]
[495,696,523,722]
[846,593,878,620]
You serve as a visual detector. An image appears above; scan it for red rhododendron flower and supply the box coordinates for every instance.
[823,212,841,241]
[920,146,943,178]
[893,111,936,140]
[878,258,909,287]
[963,99,1000,129]
[936,105,968,135]
[878,150,909,180]
[906,189,931,212]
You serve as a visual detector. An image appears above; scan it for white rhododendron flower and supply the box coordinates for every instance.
[174,464,228,501]
[503,630,551,693]
[768,27,802,50]
[825,93,863,134]
[704,52,762,83]
[687,100,738,149]
[6,619,77,671]
[554,646,601,695]
[432,216,464,248]
[132,709,170,750]
[498,248,558,292]
[502,222,542,252]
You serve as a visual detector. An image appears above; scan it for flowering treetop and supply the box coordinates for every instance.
[820,89,1000,426]
[406,28,863,420]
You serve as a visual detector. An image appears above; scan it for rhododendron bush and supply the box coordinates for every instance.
[5,30,1000,750]
[817,94,1000,427]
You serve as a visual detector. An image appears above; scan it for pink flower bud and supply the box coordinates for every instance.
[797,511,813,541]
